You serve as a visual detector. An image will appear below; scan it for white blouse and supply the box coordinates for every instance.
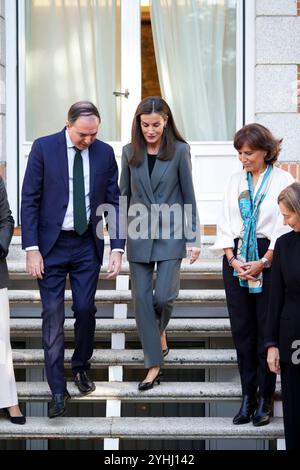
[211,166,294,256]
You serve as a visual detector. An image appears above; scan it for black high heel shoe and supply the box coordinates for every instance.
[138,369,163,391]
[161,331,169,357]
[4,408,26,425]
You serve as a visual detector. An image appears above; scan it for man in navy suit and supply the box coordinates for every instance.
[21,101,125,418]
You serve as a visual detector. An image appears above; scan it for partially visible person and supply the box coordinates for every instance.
[0,177,26,424]
[21,101,125,418]
[120,96,200,391]
[212,123,294,426]
[266,182,300,450]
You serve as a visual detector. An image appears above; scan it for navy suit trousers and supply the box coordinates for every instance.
[38,229,100,394]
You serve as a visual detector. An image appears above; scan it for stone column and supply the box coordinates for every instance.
[256,0,300,163]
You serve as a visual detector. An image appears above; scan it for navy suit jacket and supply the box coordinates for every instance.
[21,129,125,263]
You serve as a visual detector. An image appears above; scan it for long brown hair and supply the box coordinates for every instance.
[233,123,282,165]
[129,96,187,166]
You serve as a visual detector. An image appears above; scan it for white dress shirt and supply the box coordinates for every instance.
[211,166,294,256]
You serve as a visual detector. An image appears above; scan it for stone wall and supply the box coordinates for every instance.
[256,0,300,162]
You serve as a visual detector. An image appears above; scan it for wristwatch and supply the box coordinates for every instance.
[261,257,271,269]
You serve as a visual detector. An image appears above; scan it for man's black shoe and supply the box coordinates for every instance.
[74,371,96,394]
[48,390,70,419]
[233,395,257,425]
[252,397,273,426]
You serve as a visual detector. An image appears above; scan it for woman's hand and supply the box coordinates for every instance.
[239,260,263,280]
[267,346,281,374]
[187,246,201,264]
[231,258,248,278]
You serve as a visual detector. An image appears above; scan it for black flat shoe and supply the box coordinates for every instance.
[4,408,26,425]
[138,369,163,391]
[48,390,71,419]
[74,371,96,395]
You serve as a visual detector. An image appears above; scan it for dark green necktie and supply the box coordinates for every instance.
[73,147,88,235]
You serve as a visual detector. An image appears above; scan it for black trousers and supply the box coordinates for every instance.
[223,238,276,398]
[280,363,300,450]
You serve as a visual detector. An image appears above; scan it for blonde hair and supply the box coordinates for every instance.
[278,182,300,217]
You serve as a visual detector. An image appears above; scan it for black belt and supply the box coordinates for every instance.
[60,224,92,237]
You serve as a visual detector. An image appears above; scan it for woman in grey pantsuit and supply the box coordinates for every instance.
[120,97,201,390]
[0,176,25,424]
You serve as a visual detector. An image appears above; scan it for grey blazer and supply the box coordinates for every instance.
[120,141,200,263]
[0,177,14,288]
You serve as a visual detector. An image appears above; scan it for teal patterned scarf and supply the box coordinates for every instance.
[234,165,273,293]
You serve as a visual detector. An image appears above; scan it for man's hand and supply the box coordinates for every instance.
[107,251,122,279]
[26,250,44,279]
[186,247,201,264]
[267,346,281,375]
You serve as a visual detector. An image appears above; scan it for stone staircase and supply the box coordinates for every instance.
[0,236,284,450]
[0,417,283,441]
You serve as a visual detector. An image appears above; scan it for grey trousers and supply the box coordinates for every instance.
[130,259,182,368]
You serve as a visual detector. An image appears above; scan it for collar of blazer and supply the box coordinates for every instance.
[135,149,170,203]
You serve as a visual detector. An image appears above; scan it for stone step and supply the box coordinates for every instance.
[7,235,218,263]
[16,381,281,402]
[7,259,222,279]
[10,318,231,338]
[12,349,237,368]
[0,416,283,440]
[8,289,225,303]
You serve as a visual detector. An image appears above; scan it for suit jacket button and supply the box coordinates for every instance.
[63,204,67,209]
[57,223,61,227]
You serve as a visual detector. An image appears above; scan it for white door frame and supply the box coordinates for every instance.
[5,0,255,225]
[120,0,141,143]
[188,0,256,225]
[109,0,141,149]
[5,0,141,224]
